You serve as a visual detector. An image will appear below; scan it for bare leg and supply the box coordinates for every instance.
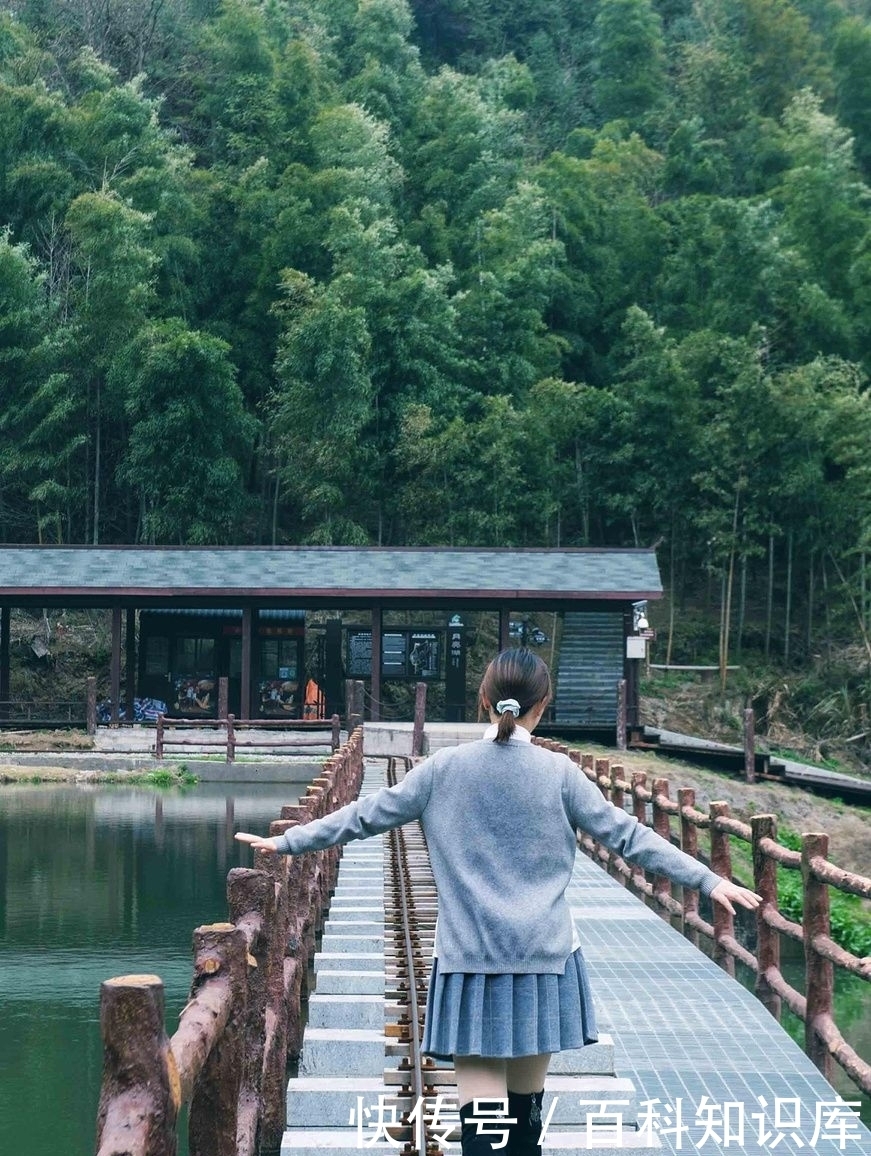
[506,1054,550,1093]
[454,1056,508,1106]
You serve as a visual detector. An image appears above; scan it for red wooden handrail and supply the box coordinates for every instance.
[534,739,871,1101]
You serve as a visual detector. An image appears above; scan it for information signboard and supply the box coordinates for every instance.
[345,627,444,679]
[346,629,372,677]
[382,632,408,677]
[408,632,439,679]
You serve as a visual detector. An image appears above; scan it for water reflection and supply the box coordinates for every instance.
[0,781,302,1156]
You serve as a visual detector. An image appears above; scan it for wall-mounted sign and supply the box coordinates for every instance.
[408,632,439,679]
[346,629,373,678]
[345,628,443,680]
[382,632,408,677]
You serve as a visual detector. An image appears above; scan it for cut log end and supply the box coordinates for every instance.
[102,974,163,988]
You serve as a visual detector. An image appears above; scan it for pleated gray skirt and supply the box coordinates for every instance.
[421,946,598,1060]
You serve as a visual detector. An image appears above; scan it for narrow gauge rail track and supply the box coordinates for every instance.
[381,757,450,1156]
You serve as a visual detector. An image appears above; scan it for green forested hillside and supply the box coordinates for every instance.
[3,1,871,674]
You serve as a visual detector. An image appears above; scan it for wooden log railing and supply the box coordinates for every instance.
[94,727,364,1156]
[154,713,342,761]
[535,739,871,1101]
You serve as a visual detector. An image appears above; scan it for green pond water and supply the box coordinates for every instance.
[1,781,869,1154]
[0,780,302,1156]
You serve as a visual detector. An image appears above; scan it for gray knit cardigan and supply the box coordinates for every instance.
[274,738,722,974]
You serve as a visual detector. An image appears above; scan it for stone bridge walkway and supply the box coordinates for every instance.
[570,851,869,1154]
[286,760,870,1155]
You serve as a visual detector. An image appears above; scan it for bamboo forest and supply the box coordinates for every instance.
[4,0,871,731]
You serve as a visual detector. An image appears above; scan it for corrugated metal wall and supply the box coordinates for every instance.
[553,611,624,725]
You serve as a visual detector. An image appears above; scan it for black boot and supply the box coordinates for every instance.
[459,1099,512,1156]
[506,1090,544,1156]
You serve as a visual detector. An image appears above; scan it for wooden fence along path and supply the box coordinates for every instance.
[93,727,363,1156]
[536,740,871,1101]
[153,713,342,761]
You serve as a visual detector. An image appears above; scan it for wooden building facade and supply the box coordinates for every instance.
[0,546,662,737]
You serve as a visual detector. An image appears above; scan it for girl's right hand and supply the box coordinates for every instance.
[710,879,762,914]
[235,832,281,854]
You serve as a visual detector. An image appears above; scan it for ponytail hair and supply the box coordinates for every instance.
[479,648,552,743]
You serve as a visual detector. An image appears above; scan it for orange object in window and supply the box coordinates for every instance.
[303,678,324,719]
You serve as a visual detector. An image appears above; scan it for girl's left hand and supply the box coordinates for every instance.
[710,879,763,914]
[235,832,281,854]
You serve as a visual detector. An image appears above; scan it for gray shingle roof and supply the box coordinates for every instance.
[0,547,661,604]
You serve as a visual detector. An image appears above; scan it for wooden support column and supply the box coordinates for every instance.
[110,604,122,727]
[241,607,253,722]
[499,606,511,651]
[125,608,136,724]
[0,606,9,718]
[412,682,427,758]
[370,606,382,721]
[86,677,98,735]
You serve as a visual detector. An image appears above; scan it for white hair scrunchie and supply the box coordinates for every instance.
[496,698,521,717]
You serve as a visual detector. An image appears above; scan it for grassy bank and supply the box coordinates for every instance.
[0,764,198,787]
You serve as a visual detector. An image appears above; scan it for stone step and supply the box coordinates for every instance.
[546,1075,637,1125]
[322,919,385,933]
[298,1028,395,1077]
[287,1077,394,1127]
[307,993,400,1030]
[319,932,385,953]
[314,952,384,972]
[312,968,386,994]
[282,1129,401,1156]
[542,1131,661,1152]
[282,1127,660,1155]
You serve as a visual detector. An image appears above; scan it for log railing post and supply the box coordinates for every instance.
[331,712,341,751]
[651,778,673,916]
[608,765,625,880]
[155,713,165,760]
[412,681,427,758]
[95,975,178,1156]
[227,868,274,1156]
[187,924,249,1156]
[709,801,735,976]
[803,832,834,1082]
[630,772,648,892]
[226,714,236,763]
[678,787,699,943]
[218,676,229,721]
[751,814,781,1021]
[259,832,292,1150]
[86,676,97,736]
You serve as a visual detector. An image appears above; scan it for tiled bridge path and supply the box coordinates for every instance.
[285,760,871,1156]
